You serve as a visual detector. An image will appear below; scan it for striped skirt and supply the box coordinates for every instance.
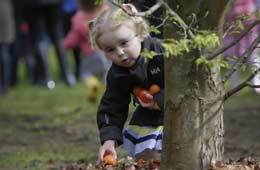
[122,125,163,157]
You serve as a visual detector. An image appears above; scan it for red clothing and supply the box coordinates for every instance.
[64,5,107,56]
[225,0,256,22]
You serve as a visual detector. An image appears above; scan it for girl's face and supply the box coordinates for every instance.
[97,21,142,68]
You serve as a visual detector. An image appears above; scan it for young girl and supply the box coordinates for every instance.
[88,4,164,163]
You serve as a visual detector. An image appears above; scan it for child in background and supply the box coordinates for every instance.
[223,0,260,93]
[64,0,111,84]
[88,4,164,162]
[61,0,80,79]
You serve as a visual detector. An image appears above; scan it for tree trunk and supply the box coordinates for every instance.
[161,1,233,170]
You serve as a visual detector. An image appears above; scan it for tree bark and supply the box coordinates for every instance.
[161,0,233,170]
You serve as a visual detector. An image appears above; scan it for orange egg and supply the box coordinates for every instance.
[149,84,160,95]
[103,154,117,166]
[139,90,152,103]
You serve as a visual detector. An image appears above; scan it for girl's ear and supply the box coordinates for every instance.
[135,21,148,42]
[135,24,142,40]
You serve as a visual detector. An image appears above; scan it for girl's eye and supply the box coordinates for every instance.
[106,48,114,53]
[120,40,128,46]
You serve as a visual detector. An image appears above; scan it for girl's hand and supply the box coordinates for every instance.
[97,140,117,164]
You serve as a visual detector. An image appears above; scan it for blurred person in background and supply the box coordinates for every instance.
[0,0,15,94]
[9,0,37,86]
[23,0,76,88]
[62,0,78,34]
[223,0,260,93]
[62,0,82,79]
[64,0,111,102]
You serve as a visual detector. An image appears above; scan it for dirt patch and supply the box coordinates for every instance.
[224,107,260,160]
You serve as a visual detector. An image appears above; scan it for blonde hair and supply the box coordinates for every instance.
[88,3,150,49]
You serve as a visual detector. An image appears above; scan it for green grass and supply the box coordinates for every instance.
[224,77,260,109]
[0,81,102,170]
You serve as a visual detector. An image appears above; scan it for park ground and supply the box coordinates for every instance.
[0,58,260,169]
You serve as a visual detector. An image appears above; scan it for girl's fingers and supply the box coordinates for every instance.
[145,93,153,99]
[138,98,154,108]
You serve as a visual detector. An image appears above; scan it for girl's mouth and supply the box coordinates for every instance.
[122,58,129,64]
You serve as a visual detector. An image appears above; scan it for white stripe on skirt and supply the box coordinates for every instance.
[122,125,163,157]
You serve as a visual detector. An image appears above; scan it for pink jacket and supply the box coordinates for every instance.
[223,0,258,56]
[64,5,107,56]
[226,0,256,22]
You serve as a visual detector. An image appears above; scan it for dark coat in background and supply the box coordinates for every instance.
[0,0,15,43]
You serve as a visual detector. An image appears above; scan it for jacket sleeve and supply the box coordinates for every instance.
[97,72,131,145]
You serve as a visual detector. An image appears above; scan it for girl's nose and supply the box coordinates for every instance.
[117,48,125,57]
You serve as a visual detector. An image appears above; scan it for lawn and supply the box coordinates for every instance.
[0,80,103,170]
